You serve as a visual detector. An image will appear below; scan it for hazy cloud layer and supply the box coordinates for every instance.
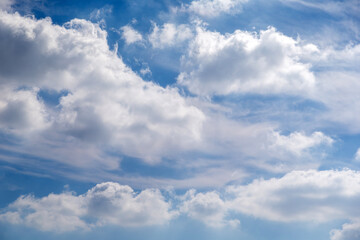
[182,0,249,18]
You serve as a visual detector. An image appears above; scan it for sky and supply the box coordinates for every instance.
[0,0,360,239]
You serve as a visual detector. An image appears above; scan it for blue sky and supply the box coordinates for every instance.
[0,0,360,239]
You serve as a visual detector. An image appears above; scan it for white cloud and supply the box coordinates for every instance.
[0,182,176,232]
[270,131,333,156]
[180,189,239,227]
[184,0,249,18]
[227,169,360,222]
[90,5,113,22]
[0,87,49,133]
[2,170,360,234]
[120,25,143,45]
[0,193,88,232]
[84,182,176,227]
[140,67,151,76]
[313,71,360,133]
[149,23,193,49]
[0,11,205,166]
[178,26,316,96]
[330,221,360,240]
[190,105,332,173]
[0,11,338,185]
[308,44,360,133]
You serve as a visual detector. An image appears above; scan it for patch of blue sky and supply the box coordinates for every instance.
[0,166,83,208]
[0,142,109,196]
[37,89,69,107]
[318,134,360,170]
[116,155,189,179]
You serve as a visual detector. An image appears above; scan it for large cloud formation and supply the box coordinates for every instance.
[227,169,360,222]
[1,170,360,233]
[183,0,249,18]
[0,11,205,166]
[0,10,335,181]
[178,26,316,96]
[0,182,176,232]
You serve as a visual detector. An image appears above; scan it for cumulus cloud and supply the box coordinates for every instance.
[0,11,205,166]
[148,23,193,49]
[2,170,360,234]
[270,131,333,156]
[180,189,239,227]
[0,193,88,232]
[178,26,316,96]
[0,10,340,187]
[0,182,176,232]
[227,169,360,222]
[0,10,331,178]
[330,221,360,240]
[120,25,143,45]
[0,88,49,133]
[184,0,249,18]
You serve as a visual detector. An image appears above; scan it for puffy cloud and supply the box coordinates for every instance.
[184,0,249,18]
[0,11,329,176]
[0,182,176,232]
[178,26,316,96]
[2,170,360,233]
[180,189,239,227]
[84,182,176,227]
[227,169,360,222]
[0,192,88,232]
[0,11,338,185]
[0,11,205,166]
[148,23,193,49]
[120,25,143,45]
[270,131,333,156]
[330,221,360,240]
[0,88,49,133]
